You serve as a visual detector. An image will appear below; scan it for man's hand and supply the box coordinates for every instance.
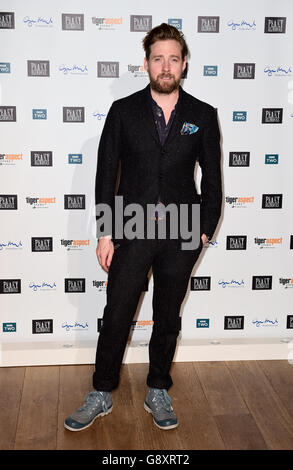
[96,237,114,272]
[201,234,209,245]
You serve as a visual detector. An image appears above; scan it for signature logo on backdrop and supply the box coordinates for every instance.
[252,318,279,327]
[23,16,53,27]
[264,66,292,77]
[218,279,245,288]
[0,240,22,251]
[62,321,89,331]
[227,19,256,30]
[29,281,57,292]
[93,111,106,121]
[59,64,88,75]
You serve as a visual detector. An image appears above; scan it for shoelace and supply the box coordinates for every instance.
[79,391,108,416]
[151,389,173,412]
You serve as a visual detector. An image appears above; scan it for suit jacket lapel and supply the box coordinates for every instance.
[139,86,161,146]
[162,86,185,149]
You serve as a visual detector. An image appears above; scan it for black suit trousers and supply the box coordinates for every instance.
[93,226,203,392]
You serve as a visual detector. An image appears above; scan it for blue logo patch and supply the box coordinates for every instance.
[0,62,10,73]
[196,319,210,328]
[233,111,247,121]
[33,109,47,120]
[265,154,279,164]
[3,322,16,332]
[68,154,82,164]
[204,65,218,76]
[168,19,182,30]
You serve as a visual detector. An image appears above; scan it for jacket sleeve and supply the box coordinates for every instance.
[198,107,222,239]
[95,101,121,237]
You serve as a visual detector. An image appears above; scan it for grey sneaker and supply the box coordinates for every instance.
[64,390,113,431]
[144,388,178,430]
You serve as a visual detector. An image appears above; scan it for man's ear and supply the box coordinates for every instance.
[182,58,187,72]
[144,57,149,72]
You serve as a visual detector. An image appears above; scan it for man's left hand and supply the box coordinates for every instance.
[201,234,209,244]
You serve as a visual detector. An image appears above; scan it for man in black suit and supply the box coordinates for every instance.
[65,23,222,432]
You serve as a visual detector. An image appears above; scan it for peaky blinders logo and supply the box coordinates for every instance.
[190,276,211,291]
[0,279,21,294]
[62,13,84,30]
[31,151,52,166]
[64,194,85,209]
[226,236,247,250]
[252,276,272,290]
[31,237,53,252]
[0,195,17,209]
[65,278,86,293]
[130,15,152,32]
[198,16,219,33]
[0,106,16,122]
[264,17,286,33]
[97,61,119,78]
[63,107,85,123]
[234,63,255,79]
[0,12,15,29]
[32,319,53,334]
[262,194,282,209]
[224,316,244,330]
[27,60,50,77]
[262,108,283,123]
[229,152,250,167]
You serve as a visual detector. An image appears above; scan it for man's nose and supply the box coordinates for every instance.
[162,60,171,71]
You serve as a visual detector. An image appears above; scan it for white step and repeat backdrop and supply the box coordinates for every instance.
[1,0,293,364]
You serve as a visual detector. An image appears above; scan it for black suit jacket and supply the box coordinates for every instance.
[95,84,222,246]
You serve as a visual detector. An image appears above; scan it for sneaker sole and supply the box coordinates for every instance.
[64,405,113,432]
[143,402,178,430]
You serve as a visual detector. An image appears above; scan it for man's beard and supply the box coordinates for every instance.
[149,73,181,94]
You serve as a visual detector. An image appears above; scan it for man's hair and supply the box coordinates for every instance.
[143,23,189,61]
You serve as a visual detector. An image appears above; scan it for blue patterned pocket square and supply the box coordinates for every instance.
[180,122,199,135]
